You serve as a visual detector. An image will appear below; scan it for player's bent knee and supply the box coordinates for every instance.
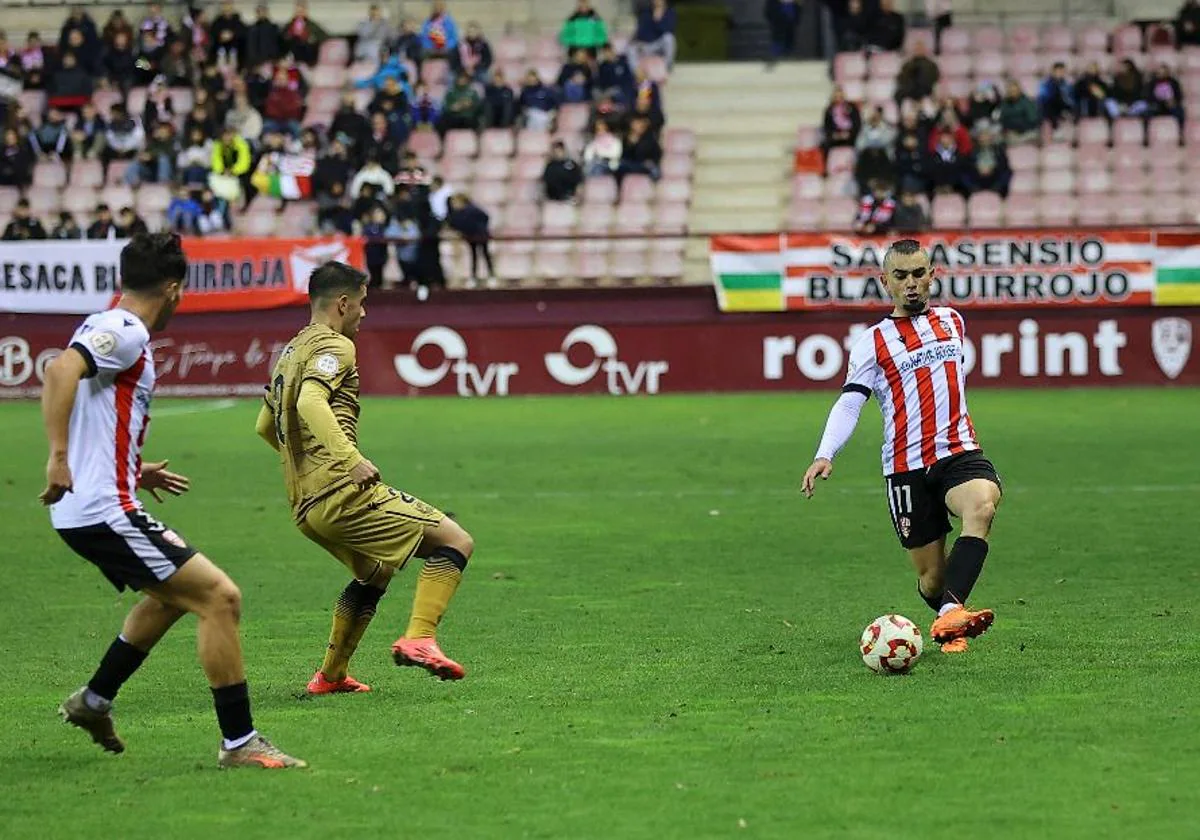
[966,500,997,533]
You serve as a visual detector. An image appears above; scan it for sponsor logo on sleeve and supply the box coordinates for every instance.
[314,353,339,376]
[89,331,118,357]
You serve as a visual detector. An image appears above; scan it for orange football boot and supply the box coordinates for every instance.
[306,671,371,695]
[391,637,465,681]
[930,605,995,643]
[940,637,970,654]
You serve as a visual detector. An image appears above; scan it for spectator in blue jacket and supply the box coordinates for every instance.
[410,82,441,129]
[421,0,459,55]
[597,42,635,104]
[519,69,560,131]
[354,54,414,99]
[447,193,494,285]
[1038,62,1076,133]
[166,186,202,233]
[628,0,676,69]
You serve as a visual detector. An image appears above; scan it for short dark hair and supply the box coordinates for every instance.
[883,238,925,268]
[308,261,367,304]
[120,232,188,291]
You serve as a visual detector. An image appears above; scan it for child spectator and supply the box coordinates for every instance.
[21,32,45,89]
[51,211,83,240]
[142,76,176,126]
[166,187,202,234]
[446,193,494,285]
[438,71,484,136]
[428,175,455,221]
[1146,62,1185,128]
[822,85,861,159]
[331,92,370,160]
[964,126,1011,197]
[519,70,559,131]
[172,126,210,188]
[2,199,47,239]
[352,181,387,222]
[282,0,326,65]
[561,0,608,56]
[195,189,230,235]
[484,68,517,128]
[584,121,622,177]
[355,4,393,63]
[1038,63,1075,133]
[134,28,166,86]
[892,191,929,233]
[392,209,422,286]
[410,83,441,130]
[630,0,677,68]
[853,179,896,235]
[0,127,33,187]
[159,39,192,87]
[60,7,101,68]
[454,22,492,82]
[421,0,460,56]
[87,203,122,239]
[543,140,583,201]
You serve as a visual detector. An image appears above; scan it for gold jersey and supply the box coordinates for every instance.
[265,323,362,520]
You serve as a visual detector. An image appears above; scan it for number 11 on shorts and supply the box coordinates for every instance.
[889,481,912,515]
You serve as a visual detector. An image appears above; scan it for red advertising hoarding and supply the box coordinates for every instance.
[1,306,1195,398]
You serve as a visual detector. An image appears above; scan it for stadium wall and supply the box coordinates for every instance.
[2,288,1196,397]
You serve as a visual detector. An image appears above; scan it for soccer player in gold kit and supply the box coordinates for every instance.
[256,262,473,693]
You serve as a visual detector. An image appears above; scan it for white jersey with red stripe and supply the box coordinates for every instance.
[50,308,155,529]
[842,306,979,475]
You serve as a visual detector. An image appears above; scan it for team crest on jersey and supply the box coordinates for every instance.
[898,516,911,538]
[160,529,186,548]
[89,331,118,356]
[314,353,339,375]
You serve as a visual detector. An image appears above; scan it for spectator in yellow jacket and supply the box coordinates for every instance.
[210,127,252,204]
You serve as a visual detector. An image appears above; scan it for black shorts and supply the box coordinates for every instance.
[884,451,1002,550]
[57,510,197,592]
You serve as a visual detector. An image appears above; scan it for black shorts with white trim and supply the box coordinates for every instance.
[57,510,197,592]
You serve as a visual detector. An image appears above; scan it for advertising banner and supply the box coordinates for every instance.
[2,310,1195,399]
[0,236,363,315]
[710,229,1200,312]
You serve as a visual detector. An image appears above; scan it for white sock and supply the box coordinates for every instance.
[222,729,258,751]
[82,688,113,712]
[938,602,961,617]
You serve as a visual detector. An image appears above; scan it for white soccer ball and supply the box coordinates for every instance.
[860,614,924,674]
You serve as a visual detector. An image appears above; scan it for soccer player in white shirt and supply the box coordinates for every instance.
[802,240,1003,654]
[40,232,305,768]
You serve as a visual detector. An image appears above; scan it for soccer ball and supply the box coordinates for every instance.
[860,614,924,674]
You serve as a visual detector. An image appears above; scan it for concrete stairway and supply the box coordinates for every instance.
[667,61,829,283]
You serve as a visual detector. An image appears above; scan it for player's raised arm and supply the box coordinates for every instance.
[39,347,91,504]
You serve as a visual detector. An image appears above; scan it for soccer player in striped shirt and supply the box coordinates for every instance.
[40,232,305,768]
[802,239,1003,654]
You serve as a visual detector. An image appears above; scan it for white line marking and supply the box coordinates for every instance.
[151,399,238,418]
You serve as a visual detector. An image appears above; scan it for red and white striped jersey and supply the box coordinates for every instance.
[50,308,155,529]
[843,306,979,475]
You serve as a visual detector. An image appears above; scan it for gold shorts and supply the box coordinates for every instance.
[299,482,444,581]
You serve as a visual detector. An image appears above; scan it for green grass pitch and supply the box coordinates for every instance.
[2,389,1198,839]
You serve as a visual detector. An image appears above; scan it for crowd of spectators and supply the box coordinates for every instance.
[819,3,1197,233]
[0,0,678,290]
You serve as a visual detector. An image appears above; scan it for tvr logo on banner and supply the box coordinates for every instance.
[1151,317,1192,380]
[544,326,668,395]
[393,327,519,396]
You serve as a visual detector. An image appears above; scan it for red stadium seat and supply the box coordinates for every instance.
[664,128,697,156]
[833,52,867,82]
[101,185,134,210]
[1004,195,1037,228]
[1041,26,1074,54]
[865,78,895,104]
[613,202,653,235]
[822,197,858,228]
[1038,194,1076,226]
[1148,116,1181,147]
[648,249,684,281]
[1112,119,1145,147]
[787,200,822,230]
[1113,193,1149,225]
[63,187,97,215]
[931,194,965,229]
[652,202,688,235]
[407,130,441,158]
[1076,118,1109,148]
[938,28,969,55]
[557,103,590,134]
[1148,193,1185,224]
[657,178,693,204]
[1077,194,1115,226]
[661,154,693,180]
[822,172,854,200]
[33,162,67,190]
[903,29,934,54]
[0,187,20,213]
[576,249,609,281]
[1075,145,1110,171]
[495,251,532,283]
[840,79,865,103]
[973,52,1006,79]
[1112,25,1144,56]
[1039,144,1075,173]
[471,180,508,207]
[619,174,656,203]
[1007,52,1038,79]
[971,27,1004,52]
[1007,171,1037,195]
[1078,26,1109,53]
[480,128,515,158]
[540,201,578,234]
[1007,145,1038,172]
[868,51,901,81]
[495,36,526,64]
[967,192,1003,227]
[531,37,562,61]
[311,66,345,88]
[443,129,479,158]
[825,146,855,175]
[577,204,614,234]
[420,59,450,85]
[1040,169,1075,195]
[937,53,970,78]
[1113,165,1149,194]
[516,129,551,157]
[610,248,648,282]
[533,248,573,282]
[474,155,511,181]
[439,155,474,181]
[583,177,618,204]
[1006,25,1040,52]
[319,39,350,66]
[136,185,171,215]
